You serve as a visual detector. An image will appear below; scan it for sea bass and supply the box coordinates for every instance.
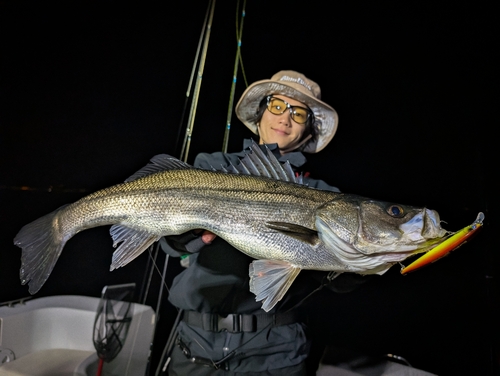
[14,142,449,311]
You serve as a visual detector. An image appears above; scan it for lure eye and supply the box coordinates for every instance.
[387,205,405,218]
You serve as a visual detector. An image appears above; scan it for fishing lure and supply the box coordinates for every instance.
[401,212,485,275]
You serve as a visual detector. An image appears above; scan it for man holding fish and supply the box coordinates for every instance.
[162,71,365,375]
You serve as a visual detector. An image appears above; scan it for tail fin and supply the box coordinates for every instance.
[13,206,67,294]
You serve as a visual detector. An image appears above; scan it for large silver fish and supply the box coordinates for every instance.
[14,142,448,311]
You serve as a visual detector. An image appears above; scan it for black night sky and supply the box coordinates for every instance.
[0,2,497,375]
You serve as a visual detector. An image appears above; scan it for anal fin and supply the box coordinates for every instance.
[109,224,160,270]
[249,260,301,312]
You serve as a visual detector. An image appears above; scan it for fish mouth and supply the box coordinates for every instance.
[399,208,448,243]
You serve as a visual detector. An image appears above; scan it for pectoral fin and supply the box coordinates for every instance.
[266,222,320,245]
[109,225,160,270]
[249,259,301,312]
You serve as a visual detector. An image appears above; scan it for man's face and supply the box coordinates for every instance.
[258,94,309,152]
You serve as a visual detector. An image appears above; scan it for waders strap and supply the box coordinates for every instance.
[182,311,302,333]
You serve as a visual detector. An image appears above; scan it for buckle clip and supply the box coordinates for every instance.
[217,314,240,332]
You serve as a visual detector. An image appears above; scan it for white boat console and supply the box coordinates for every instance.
[0,295,155,376]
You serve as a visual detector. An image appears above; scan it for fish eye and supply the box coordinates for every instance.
[387,205,405,218]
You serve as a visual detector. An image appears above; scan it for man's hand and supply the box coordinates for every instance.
[194,229,217,244]
[201,231,216,244]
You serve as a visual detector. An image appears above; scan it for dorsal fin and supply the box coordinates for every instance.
[230,140,301,184]
[125,154,192,182]
[128,141,304,185]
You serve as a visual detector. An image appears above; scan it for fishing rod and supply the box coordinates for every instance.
[174,0,213,159]
[222,0,247,153]
[179,0,217,162]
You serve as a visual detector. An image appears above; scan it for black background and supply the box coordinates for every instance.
[1,2,497,375]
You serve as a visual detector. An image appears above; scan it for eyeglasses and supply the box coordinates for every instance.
[266,96,312,124]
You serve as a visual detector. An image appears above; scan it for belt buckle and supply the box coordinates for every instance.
[217,314,240,332]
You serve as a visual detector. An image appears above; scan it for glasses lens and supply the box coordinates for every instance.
[290,107,310,124]
[267,97,287,115]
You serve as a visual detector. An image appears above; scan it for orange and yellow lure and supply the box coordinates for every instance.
[401,212,484,275]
